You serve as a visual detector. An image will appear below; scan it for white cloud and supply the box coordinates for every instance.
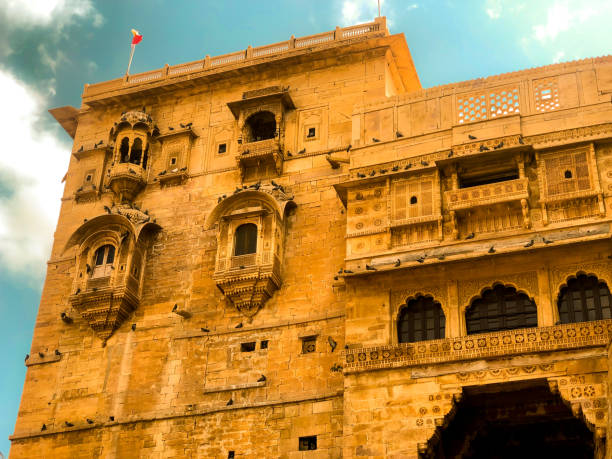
[0,70,70,280]
[532,1,599,42]
[0,0,102,28]
[486,0,502,19]
[340,0,384,26]
[552,50,565,63]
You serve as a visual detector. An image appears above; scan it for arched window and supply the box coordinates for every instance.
[234,224,257,256]
[398,296,445,343]
[466,284,537,334]
[130,138,143,165]
[142,143,149,170]
[119,137,130,163]
[245,112,276,142]
[558,274,612,324]
[92,244,115,278]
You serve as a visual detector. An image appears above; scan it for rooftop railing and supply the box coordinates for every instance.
[83,18,386,100]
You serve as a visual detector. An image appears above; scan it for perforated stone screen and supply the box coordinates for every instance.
[457,86,520,124]
[534,77,560,112]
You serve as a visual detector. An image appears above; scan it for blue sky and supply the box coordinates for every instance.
[0,0,610,454]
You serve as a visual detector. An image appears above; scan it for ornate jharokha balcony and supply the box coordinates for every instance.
[343,319,612,374]
[236,138,283,180]
[445,178,529,211]
[108,162,147,201]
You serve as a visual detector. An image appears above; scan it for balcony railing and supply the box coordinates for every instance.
[344,319,612,374]
[446,178,529,211]
[238,138,281,158]
[82,18,386,100]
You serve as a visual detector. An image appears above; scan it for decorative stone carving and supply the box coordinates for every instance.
[205,185,295,317]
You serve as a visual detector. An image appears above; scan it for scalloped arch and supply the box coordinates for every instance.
[463,281,535,314]
[205,190,295,230]
[63,214,161,254]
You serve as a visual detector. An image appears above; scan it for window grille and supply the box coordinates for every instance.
[466,284,537,334]
[398,296,445,343]
[558,274,612,324]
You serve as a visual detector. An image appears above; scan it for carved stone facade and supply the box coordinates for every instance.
[13,16,612,459]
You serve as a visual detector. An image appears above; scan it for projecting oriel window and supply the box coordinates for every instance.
[466,284,537,334]
[398,296,445,343]
[234,223,257,256]
[558,274,612,324]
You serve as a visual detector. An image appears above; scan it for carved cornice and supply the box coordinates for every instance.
[526,123,612,148]
[344,319,612,374]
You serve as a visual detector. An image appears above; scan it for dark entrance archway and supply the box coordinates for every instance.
[428,380,596,459]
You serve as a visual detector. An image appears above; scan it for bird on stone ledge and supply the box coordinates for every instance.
[257,375,267,382]
[65,421,74,427]
[465,232,475,240]
[201,327,210,333]
[235,323,243,329]
[227,398,234,406]
[87,418,94,424]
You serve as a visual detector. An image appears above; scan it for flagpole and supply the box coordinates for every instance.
[377,0,381,17]
[126,44,135,76]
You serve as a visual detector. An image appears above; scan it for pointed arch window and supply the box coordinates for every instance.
[558,274,612,324]
[130,138,143,165]
[466,284,537,334]
[234,224,257,256]
[92,244,115,278]
[398,296,445,343]
[119,137,130,163]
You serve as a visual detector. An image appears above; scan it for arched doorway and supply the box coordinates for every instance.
[428,380,595,458]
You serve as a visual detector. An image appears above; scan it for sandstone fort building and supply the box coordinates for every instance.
[10,16,612,458]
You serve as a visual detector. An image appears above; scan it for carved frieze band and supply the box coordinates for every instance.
[344,319,612,373]
[458,271,538,310]
[346,123,612,183]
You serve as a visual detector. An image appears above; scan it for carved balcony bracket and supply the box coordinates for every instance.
[206,185,295,318]
[69,287,138,341]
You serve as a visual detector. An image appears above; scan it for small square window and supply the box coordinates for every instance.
[218,143,227,154]
[240,342,256,352]
[301,336,316,354]
[307,127,316,138]
[260,340,269,350]
[85,174,92,182]
[228,452,235,459]
[299,436,317,451]
[170,157,177,165]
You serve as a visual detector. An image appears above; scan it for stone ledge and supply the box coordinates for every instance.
[9,390,343,441]
[173,313,345,340]
[25,353,61,367]
[203,381,266,393]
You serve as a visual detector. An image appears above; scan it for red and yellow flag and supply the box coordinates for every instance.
[131,29,143,45]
